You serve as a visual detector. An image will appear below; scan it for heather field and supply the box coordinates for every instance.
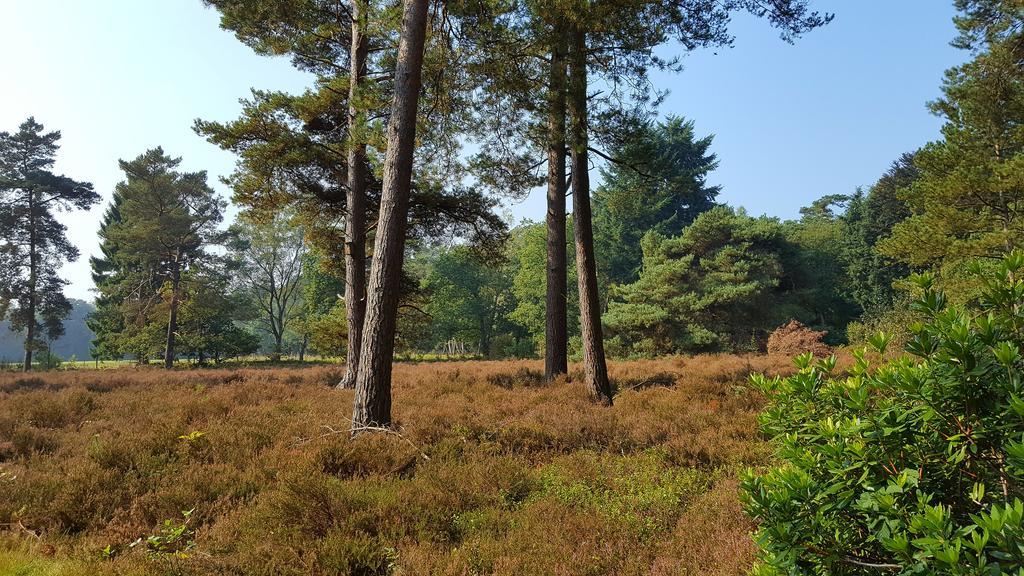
[0,355,792,576]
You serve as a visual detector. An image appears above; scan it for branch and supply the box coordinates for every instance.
[587,146,655,180]
[292,424,431,462]
[398,303,432,319]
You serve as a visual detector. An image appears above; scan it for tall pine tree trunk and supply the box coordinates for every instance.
[164,259,181,369]
[545,36,569,381]
[22,202,36,372]
[568,25,613,405]
[339,0,370,390]
[351,0,429,431]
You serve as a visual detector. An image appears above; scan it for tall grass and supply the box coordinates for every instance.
[0,355,792,575]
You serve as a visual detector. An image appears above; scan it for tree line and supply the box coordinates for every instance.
[193,0,829,429]
[3,0,1018,439]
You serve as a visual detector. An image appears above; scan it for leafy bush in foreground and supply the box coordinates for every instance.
[744,251,1024,575]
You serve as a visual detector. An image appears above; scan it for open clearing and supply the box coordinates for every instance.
[0,356,791,575]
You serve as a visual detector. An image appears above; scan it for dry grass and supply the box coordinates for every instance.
[0,354,794,575]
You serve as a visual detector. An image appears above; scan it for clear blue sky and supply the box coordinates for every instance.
[0,0,964,303]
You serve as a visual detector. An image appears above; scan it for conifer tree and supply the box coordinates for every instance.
[462,0,829,388]
[200,0,505,388]
[87,191,126,360]
[0,118,98,371]
[879,2,1024,300]
[105,148,226,369]
[352,0,431,430]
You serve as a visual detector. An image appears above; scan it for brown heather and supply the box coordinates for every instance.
[0,355,794,575]
[766,320,833,359]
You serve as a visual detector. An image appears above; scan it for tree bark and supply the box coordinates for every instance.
[339,0,370,390]
[351,0,429,431]
[568,25,613,405]
[22,195,36,372]
[164,259,181,370]
[545,35,569,381]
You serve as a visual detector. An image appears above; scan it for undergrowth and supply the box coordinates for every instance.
[0,355,791,575]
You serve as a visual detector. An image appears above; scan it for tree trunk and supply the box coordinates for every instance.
[545,35,569,381]
[271,325,283,361]
[568,25,613,405]
[23,210,36,372]
[351,0,430,431]
[299,333,308,362]
[340,0,370,390]
[164,260,181,370]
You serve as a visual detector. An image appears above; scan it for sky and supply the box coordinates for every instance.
[0,0,964,303]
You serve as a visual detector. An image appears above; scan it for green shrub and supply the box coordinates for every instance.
[845,293,919,350]
[743,251,1024,575]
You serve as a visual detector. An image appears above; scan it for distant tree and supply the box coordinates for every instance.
[421,246,516,358]
[593,117,720,288]
[0,118,98,371]
[231,211,306,361]
[781,195,861,338]
[507,221,579,355]
[176,277,259,364]
[87,190,127,360]
[842,154,917,313]
[104,148,226,368]
[604,206,788,356]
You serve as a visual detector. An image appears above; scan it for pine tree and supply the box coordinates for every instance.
[87,191,126,360]
[105,148,226,368]
[352,0,431,431]
[0,118,98,371]
[460,0,829,389]
[593,117,721,288]
[879,4,1024,300]
[199,0,506,388]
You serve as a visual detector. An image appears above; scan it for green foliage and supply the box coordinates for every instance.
[137,509,197,556]
[780,200,861,340]
[298,249,346,357]
[593,116,720,287]
[307,298,348,357]
[842,155,917,313]
[880,4,1024,303]
[506,221,580,355]
[744,251,1024,575]
[33,349,62,371]
[604,206,788,356]
[175,279,260,363]
[420,245,522,358]
[0,118,98,360]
